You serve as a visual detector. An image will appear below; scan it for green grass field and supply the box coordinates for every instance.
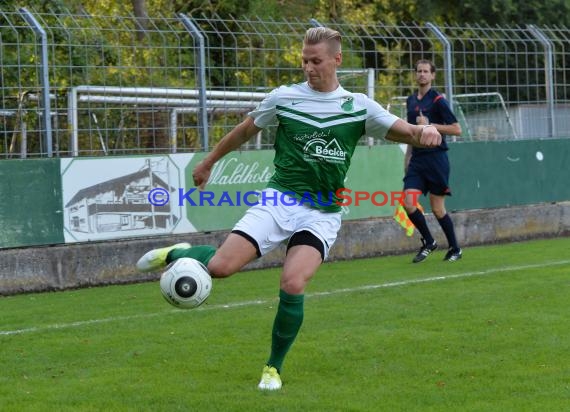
[1,237,569,411]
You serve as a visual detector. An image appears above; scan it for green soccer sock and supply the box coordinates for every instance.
[166,245,216,267]
[267,289,305,373]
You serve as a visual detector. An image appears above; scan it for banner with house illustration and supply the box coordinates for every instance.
[61,155,192,243]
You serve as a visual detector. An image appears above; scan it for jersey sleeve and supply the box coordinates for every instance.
[247,86,281,128]
[363,97,400,139]
[435,95,459,124]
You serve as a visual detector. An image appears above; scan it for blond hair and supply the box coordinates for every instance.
[304,27,341,54]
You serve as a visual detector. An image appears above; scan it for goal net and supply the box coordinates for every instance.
[387,92,517,141]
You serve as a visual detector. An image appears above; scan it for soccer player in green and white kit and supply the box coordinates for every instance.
[137,27,442,390]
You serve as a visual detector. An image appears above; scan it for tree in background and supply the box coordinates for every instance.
[2,0,569,25]
[313,0,570,26]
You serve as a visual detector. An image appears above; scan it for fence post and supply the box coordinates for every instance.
[19,7,53,157]
[178,13,209,151]
[425,22,454,110]
[528,25,555,138]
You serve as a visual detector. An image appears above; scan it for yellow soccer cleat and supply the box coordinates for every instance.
[136,243,191,272]
[257,366,282,391]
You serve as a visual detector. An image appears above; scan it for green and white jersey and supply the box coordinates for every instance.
[248,81,399,212]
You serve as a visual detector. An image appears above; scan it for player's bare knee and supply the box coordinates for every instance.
[280,278,306,295]
[207,257,236,278]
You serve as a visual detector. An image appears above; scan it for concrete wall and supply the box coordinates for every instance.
[1,201,569,296]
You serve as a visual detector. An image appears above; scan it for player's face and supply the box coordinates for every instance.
[416,63,435,87]
[302,41,341,92]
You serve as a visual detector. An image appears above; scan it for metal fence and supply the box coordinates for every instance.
[1,8,570,158]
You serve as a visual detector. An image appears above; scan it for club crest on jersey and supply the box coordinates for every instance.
[340,96,354,112]
[303,137,346,164]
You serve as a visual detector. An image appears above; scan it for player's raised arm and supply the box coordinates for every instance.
[192,116,262,190]
[385,118,442,148]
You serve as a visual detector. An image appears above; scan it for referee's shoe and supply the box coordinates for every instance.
[413,239,438,263]
[444,247,463,262]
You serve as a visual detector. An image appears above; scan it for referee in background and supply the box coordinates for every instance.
[402,59,463,263]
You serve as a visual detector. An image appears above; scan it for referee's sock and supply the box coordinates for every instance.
[407,209,435,245]
[437,214,459,250]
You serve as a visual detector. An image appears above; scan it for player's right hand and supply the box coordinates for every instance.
[192,160,211,190]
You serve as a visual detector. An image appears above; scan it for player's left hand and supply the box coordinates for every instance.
[419,125,442,147]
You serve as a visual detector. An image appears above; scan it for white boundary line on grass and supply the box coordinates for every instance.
[1,259,569,336]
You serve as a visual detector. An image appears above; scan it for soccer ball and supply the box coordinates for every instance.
[159,258,212,309]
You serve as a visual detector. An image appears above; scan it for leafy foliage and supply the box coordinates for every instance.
[3,0,570,25]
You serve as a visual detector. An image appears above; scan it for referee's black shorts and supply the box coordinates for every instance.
[403,151,451,196]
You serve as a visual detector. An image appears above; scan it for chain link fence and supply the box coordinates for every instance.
[1,8,569,157]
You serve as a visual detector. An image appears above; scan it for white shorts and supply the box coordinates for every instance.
[232,188,342,259]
